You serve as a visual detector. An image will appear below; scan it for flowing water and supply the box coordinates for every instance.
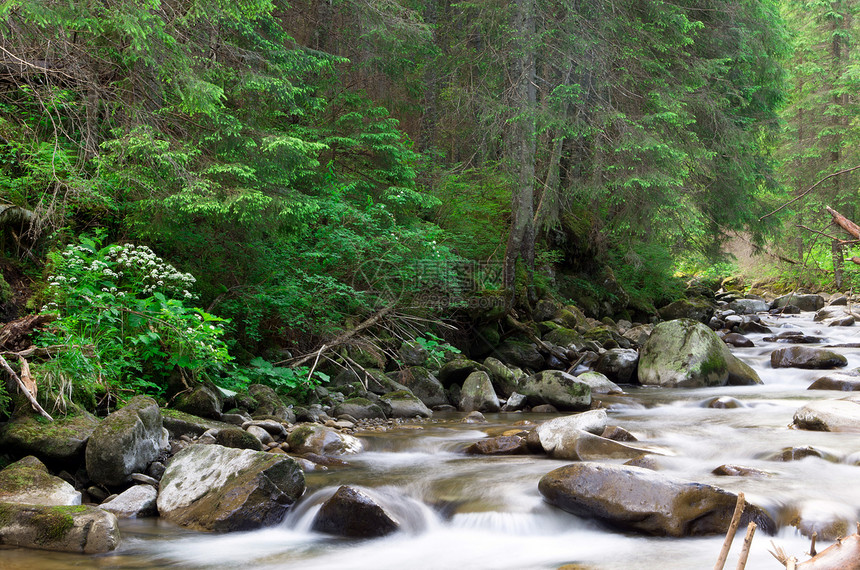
[5,311,860,569]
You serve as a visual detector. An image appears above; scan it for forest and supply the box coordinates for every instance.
[0,0,857,411]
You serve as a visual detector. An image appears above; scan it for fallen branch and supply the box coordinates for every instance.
[736,522,756,570]
[714,492,746,570]
[770,523,860,568]
[281,303,396,368]
[760,165,860,221]
[0,353,52,420]
[0,344,95,359]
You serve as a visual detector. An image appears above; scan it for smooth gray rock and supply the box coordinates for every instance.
[518,370,591,411]
[0,456,80,506]
[85,396,167,487]
[770,346,848,369]
[157,444,305,531]
[311,486,399,538]
[792,395,860,432]
[459,371,500,413]
[0,502,120,553]
[379,391,432,418]
[287,424,362,456]
[394,367,449,408]
[772,293,825,312]
[539,462,776,537]
[98,485,158,518]
[575,371,623,394]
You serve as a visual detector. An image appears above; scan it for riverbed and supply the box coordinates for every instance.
[4,310,860,569]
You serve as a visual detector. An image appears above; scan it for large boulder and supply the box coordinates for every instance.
[379,391,432,418]
[0,456,80,506]
[0,503,120,553]
[247,384,296,423]
[493,340,546,371]
[534,410,653,460]
[393,367,448,408]
[792,395,860,432]
[772,293,825,312]
[0,412,99,465]
[332,398,387,420]
[518,371,591,411]
[173,380,223,420]
[85,396,167,487]
[398,341,428,367]
[483,357,523,398]
[575,371,623,394]
[157,444,305,531]
[595,349,639,384]
[658,298,715,324]
[770,346,848,369]
[287,424,362,456]
[808,371,860,391]
[311,486,400,538]
[98,485,158,518]
[459,371,500,413]
[538,462,776,537]
[638,320,752,388]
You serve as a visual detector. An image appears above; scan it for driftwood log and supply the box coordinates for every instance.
[0,314,55,351]
[772,525,860,569]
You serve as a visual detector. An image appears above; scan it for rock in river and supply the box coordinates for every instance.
[538,462,776,537]
[0,503,120,553]
[518,370,591,411]
[157,443,305,531]
[792,395,860,432]
[311,485,400,538]
[0,456,80,506]
[771,346,848,369]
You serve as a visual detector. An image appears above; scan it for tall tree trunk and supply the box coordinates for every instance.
[503,0,536,299]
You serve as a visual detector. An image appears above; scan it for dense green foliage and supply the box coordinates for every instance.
[0,0,846,411]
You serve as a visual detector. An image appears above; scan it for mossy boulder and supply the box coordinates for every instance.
[0,456,81,506]
[393,367,448,408]
[518,371,592,411]
[215,427,264,451]
[287,424,362,456]
[161,408,236,439]
[247,384,296,423]
[0,412,99,465]
[638,320,730,388]
[379,391,432,418]
[85,396,167,487]
[658,297,715,324]
[173,380,224,420]
[482,357,522,398]
[543,327,587,351]
[0,503,120,553]
[458,371,500,413]
[539,462,776,537]
[493,340,545,371]
[332,398,387,420]
[156,444,305,532]
[398,341,428,367]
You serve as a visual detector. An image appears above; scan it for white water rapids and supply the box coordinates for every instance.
[5,310,860,569]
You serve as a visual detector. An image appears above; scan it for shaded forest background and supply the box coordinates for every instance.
[0,0,858,405]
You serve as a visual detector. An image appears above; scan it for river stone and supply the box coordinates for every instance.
[727,298,770,314]
[332,398,387,420]
[622,324,653,348]
[465,435,529,455]
[722,333,754,348]
[808,371,860,391]
[246,425,274,445]
[483,357,522,397]
[459,371,500,413]
[575,371,622,394]
[287,424,362,455]
[394,367,448,408]
[792,395,860,432]
[216,427,264,451]
[501,392,528,411]
[594,349,639,384]
[157,444,305,531]
[0,503,120,553]
[543,327,587,352]
[658,298,715,324]
[638,320,729,388]
[772,293,825,312]
[173,380,223,420]
[311,485,399,538]
[536,410,607,452]
[518,371,591,411]
[538,462,776,537]
[161,409,236,439]
[829,316,855,327]
[438,358,488,387]
[712,464,772,478]
[0,412,99,465]
[770,346,848,369]
[398,340,428,367]
[247,384,296,423]
[98,484,158,518]
[493,340,546,371]
[379,391,432,418]
[242,419,288,438]
[0,456,81,506]
[814,307,847,322]
[85,396,167,487]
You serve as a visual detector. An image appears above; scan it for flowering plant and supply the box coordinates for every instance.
[37,234,231,405]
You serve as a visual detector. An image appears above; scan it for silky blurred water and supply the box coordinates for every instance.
[3,310,860,569]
